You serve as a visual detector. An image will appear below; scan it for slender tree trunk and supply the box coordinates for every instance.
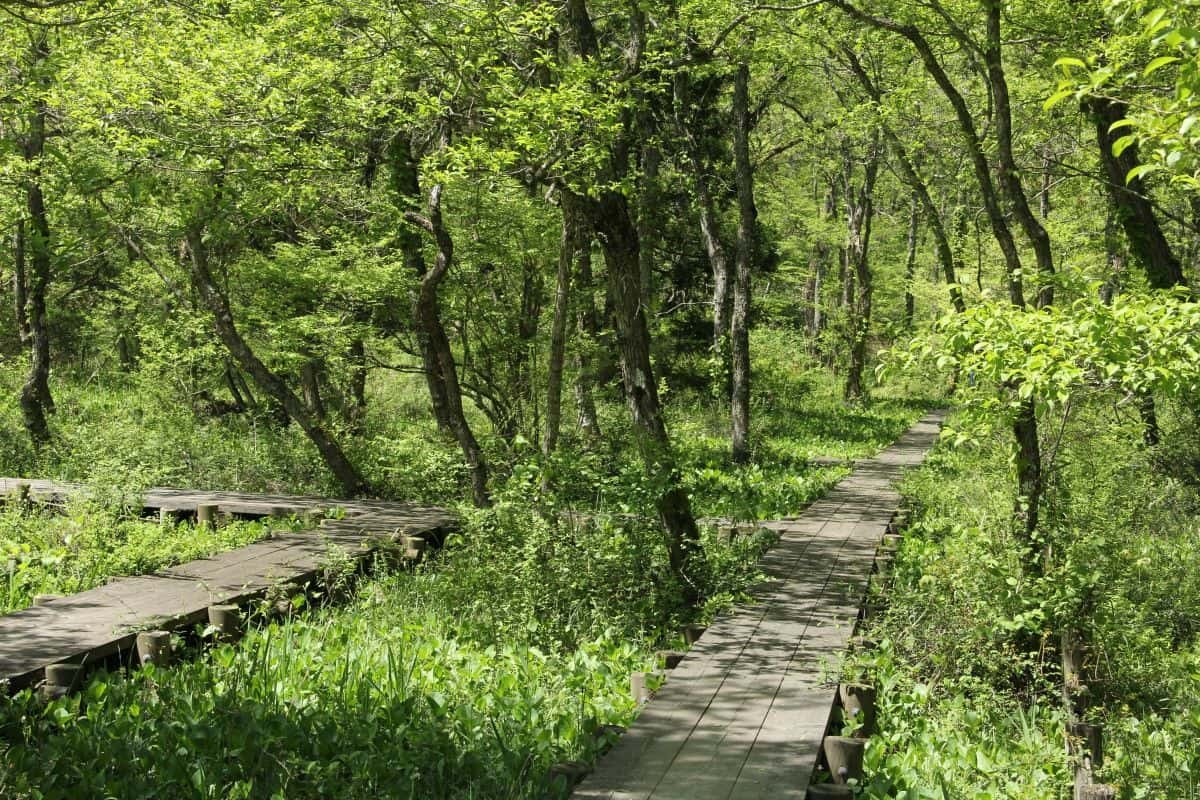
[985,1,1055,309]
[689,142,732,353]
[13,219,29,345]
[186,227,369,497]
[904,190,919,328]
[843,135,881,402]
[389,132,453,434]
[404,181,491,508]
[730,62,756,463]
[545,195,586,458]
[573,235,602,441]
[19,35,55,446]
[347,336,367,424]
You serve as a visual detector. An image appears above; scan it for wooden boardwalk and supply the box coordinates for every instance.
[574,411,944,800]
[0,481,456,692]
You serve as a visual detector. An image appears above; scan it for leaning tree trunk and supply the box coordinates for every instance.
[1089,95,1187,445]
[730,62,756,463]
[186,227,370,497]
[404,181,491,508]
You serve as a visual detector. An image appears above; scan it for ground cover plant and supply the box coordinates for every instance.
[845,401,1200,799]
[0,500,290,615]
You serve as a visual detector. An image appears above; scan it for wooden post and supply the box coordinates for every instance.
[196,504,219,528]
[821,736,865,784]
[806,785,854,799]
[630,672,651,704]
[42,662,82,699]
[684,624,706,645]
[838,683,878,737]
[32,593,62,606]
[136,630,173,666]
[547,761,590,792]
[1078,786,1116,800]
[657,650,686,669]
[402,535,427,562]
[12,481,31,511]
[207,604,242,642]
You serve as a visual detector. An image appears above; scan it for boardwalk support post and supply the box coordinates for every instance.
[42,662,82,699]
[631,672,651,704]
[137,630,173,667]
[822,736,865,784]
[838,683,877,737]
[196,504,219,528]
[207,604,243,643]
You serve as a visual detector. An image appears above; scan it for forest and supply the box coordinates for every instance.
[1,0,1199,797]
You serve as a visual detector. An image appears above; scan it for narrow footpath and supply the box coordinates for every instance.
[574,411,944,800]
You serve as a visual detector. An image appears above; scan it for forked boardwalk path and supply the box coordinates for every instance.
[0,480,456,692]
[574,411,944,800]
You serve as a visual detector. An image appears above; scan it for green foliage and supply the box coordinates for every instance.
[0,499,280,614]
[851,402,1200,798]
[0,573,648,800]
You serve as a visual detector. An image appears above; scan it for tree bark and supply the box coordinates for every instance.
[730,61,756,463]
[1088,96,1186,290]
[186,227,370,497]
[841,49,966,313]
[589,188,701,591]
[984,0,1055,309]
[904,190,919,328]
[404,181,491,508]
[545,194,587,458]
[573,233,602,441]
[19,34,55,446]
[389,132,453,433]
[843,134,881,402]
[13,219,29,345]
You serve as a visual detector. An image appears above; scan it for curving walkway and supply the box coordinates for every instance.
[574,411,944,800]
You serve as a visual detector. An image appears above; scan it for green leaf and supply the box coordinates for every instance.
[1043,88,1075,111]
[1144,55,1180,76]
[1053,57,1087,71]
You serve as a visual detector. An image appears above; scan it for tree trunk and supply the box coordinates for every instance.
[843,135,881,402]
[1088,96,1186,290]
[730,62,756,464]
[13,218,29,345]
[405,181,491,508]
[842,47,968,316]
[573,234,602,441]
[590,188,701,591]
[904,190,919,328]
[545,195,586,457]
[347,336,367,425]
[186,227,370,497]
[389,132,453,434]
[19,35,55,446]
[984,0,1055,309]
